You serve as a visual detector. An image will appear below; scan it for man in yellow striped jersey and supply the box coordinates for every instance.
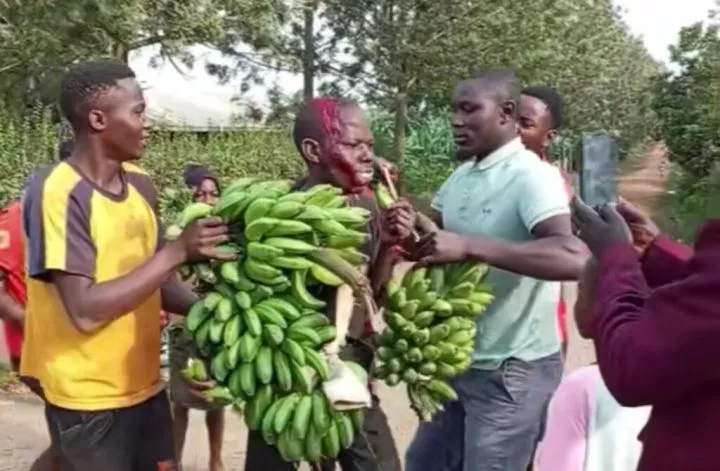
[21,60,232,471]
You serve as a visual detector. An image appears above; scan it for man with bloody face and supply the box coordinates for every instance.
[405,69,586,471]
[242,97,409,471]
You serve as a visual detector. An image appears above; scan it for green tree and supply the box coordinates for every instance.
[0,0,284,110]
[324,0,659,166]
[653,21,720,178]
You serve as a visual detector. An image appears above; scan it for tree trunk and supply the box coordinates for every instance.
[302,1,317,101]
[111,42,129,63]
[392,90,408,162]
[392,85,409,191]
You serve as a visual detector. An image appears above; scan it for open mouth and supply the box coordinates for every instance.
[357,168,375,183]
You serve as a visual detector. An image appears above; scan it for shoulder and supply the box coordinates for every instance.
[122,162,150,176]
[446,160,474,181]
[511,151,566,185]
[554,365,600,401]
[26,162,86,209]
[124,162,158,208]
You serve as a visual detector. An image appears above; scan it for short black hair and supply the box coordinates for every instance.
[473,68,521,106]
[59,60,136,128]
[521,86,565,129]
[57,139,74,160]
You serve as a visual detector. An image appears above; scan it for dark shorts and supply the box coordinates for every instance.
[45,391,176,471]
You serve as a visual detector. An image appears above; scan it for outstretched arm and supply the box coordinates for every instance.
[461,214,585,280]
[425,164,586,280]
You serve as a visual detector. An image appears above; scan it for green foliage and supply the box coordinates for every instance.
[651,16,720,241]
[321,0,660,162]
[653,22,720,179]
[657,165,720,242]
[0,110,304,210]
[0,109,60,205]
[0,0,285,110]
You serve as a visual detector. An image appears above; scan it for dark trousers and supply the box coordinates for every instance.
[45,391,176,471]
[245,339,401,471]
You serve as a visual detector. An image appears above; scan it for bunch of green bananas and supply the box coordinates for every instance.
[166,177,378,462]
[374,262,494,421]
[182,355,367,462]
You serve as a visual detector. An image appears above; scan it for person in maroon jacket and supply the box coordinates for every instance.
[571,196,718,471]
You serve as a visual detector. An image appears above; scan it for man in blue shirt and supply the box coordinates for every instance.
[405,68,585,471]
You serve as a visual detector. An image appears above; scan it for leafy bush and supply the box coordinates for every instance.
[653,23,720,179]
[658,164,720,242]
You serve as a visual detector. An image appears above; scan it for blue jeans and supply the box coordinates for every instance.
[405,352,563,471]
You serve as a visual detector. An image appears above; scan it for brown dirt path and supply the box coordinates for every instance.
[563,143,670,372]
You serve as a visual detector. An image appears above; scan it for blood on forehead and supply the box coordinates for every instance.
[310,97,347,147]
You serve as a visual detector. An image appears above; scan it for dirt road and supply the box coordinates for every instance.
[0,145,670,470]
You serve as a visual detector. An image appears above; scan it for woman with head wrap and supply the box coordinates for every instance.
[168,164,226,471]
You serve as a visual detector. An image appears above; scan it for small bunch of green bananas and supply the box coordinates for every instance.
[166,177,378,460]
[182,355,367,462]
[375,262,494,421]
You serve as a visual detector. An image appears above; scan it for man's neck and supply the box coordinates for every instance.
[67,138,124,188]
[475,132,518,162]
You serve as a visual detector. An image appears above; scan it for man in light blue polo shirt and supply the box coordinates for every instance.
[405,68,585,471]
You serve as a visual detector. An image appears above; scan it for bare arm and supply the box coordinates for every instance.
[161,277,198,315]
[53,243,186,333]
[463,215,586,280]
[0,271,24,328]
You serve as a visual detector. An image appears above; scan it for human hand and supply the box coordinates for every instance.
[171,217,235,263]
[571,197,632,258]
[411,229,469,265]
[616,197,661,253]
[184,376,217,403]
[382,199,416,244]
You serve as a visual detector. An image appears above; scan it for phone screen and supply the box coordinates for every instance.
[578,134,618,207]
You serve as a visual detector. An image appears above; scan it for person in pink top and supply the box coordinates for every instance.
[534,256,650,471]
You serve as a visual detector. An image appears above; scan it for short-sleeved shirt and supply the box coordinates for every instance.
[0,201,26,357]
[432,137,569,369]
[20,161,164,411]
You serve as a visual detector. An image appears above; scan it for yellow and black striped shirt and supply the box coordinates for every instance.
[21,161,163,410]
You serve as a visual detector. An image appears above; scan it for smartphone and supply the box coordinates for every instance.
[577,133,618,208]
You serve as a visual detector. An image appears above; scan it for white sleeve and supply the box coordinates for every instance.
[517,162,570,231]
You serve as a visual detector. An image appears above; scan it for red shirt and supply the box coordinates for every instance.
[0,202,26,358]
[593,229,720,470]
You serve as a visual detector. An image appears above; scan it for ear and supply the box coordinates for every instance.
[88,109,106,132]
[544,129,557,148]
[500,100,516,125]
[300,138,322,165]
